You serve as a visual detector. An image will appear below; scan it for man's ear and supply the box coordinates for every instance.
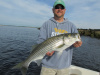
[64,9,66,12]
[65,9,66,11]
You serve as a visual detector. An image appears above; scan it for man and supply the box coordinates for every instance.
[37,0,82,75]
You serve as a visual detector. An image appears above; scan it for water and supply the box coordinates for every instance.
[72,36,100,72]
[0,26,100,75]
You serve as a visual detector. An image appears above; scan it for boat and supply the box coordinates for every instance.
[69,65,100,75]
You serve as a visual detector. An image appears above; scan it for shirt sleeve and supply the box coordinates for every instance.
[71,24,78,33]
[36,23,47,44]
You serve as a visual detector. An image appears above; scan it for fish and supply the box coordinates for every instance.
[12,33,81,75]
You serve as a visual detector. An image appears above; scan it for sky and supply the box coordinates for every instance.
[0,0,100,29]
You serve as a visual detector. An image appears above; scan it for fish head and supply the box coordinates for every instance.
[63,33,81,45]
[75,33,81,41]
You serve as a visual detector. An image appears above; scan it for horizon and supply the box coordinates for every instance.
[0,24,100,30]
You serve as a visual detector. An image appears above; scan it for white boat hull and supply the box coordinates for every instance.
[69,65,100,75]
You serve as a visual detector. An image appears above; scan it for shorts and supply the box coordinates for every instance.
[40,67,70,75]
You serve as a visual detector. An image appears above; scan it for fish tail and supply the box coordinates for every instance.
[20,66,28,75]
[12,61,28,75]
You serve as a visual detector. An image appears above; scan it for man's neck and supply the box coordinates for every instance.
[54,17,64,23]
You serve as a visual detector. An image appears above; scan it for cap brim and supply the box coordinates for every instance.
[53,3,65,8]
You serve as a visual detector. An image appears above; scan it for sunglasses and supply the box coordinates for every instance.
[55,5,65,9]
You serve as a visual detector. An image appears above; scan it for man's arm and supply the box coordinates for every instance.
[36,24,47,44]
[37,23,54,56]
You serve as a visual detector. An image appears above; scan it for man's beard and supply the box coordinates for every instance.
[55,14,64,18]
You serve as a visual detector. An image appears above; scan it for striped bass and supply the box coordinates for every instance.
[12,33,81,75]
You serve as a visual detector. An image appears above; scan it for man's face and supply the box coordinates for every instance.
[53,4,66,18]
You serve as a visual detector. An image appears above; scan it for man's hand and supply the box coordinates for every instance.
[46,51,55,56]
[73,41,82,48]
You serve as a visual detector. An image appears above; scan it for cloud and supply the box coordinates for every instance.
[0,0,14,9]
[0,0,53,27]
[0,0,100,29]
[10,0,53,17]
[63,0,100,29]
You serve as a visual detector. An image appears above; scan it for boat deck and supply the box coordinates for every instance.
[70,65,100,75]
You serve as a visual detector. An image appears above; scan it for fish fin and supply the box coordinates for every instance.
[35,59,42,66]
[34,56,43,66]
[54,45,68,52]
[57,44,65,48]
[31,44,39,52]
[12,61,28,75]
[12,61,24,69]
[21,66,28,75]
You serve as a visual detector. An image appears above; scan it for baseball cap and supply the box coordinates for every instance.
[53,0,65,8]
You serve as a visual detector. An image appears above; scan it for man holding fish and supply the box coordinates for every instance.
[37,0,82,75]
[12,0,82,75]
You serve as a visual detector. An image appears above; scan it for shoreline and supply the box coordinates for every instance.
[0,25,100,39]
[78,29,100,39]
